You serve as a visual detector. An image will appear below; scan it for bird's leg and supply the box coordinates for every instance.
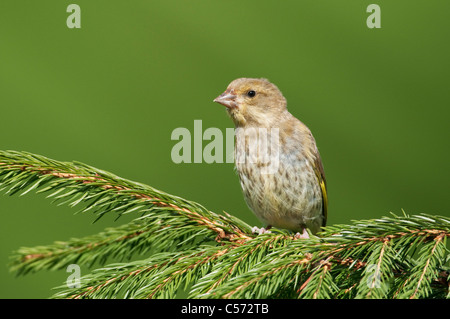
[252,225,272,235]
[294,228,310,239]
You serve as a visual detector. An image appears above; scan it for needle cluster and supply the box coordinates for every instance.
[1,151,449,299]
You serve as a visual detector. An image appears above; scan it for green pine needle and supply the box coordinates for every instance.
[1,150,449,299]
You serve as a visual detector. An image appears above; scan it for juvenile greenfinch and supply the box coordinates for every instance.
[214,78,327,238]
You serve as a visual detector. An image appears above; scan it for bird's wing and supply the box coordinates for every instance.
[313,151,328,227]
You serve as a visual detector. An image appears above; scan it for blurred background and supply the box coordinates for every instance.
[0,1,448,298]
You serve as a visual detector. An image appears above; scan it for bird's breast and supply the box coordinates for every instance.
[234,128,323,232]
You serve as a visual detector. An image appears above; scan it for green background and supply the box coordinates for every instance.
[0,1,449,298]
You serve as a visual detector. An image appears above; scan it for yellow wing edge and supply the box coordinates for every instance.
[319,178,328,227]
[313,156,328,227]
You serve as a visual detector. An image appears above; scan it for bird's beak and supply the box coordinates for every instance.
[213,90,237,109]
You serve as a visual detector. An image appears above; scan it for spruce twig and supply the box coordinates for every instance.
[1,150,449,299]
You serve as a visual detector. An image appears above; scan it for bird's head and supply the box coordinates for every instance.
[213,78,287,127]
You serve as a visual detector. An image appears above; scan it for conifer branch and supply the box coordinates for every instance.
[1,150,449,299]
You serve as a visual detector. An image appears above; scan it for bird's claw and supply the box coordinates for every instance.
[294,229,310,239]
[252,226,272,235]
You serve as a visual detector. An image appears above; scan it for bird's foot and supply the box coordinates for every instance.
[252,226,272,235]
[294,229,310,239]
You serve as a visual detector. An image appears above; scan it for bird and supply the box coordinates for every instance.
[213,78,327,238]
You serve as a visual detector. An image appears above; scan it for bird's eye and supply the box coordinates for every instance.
[247,90,256,98]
